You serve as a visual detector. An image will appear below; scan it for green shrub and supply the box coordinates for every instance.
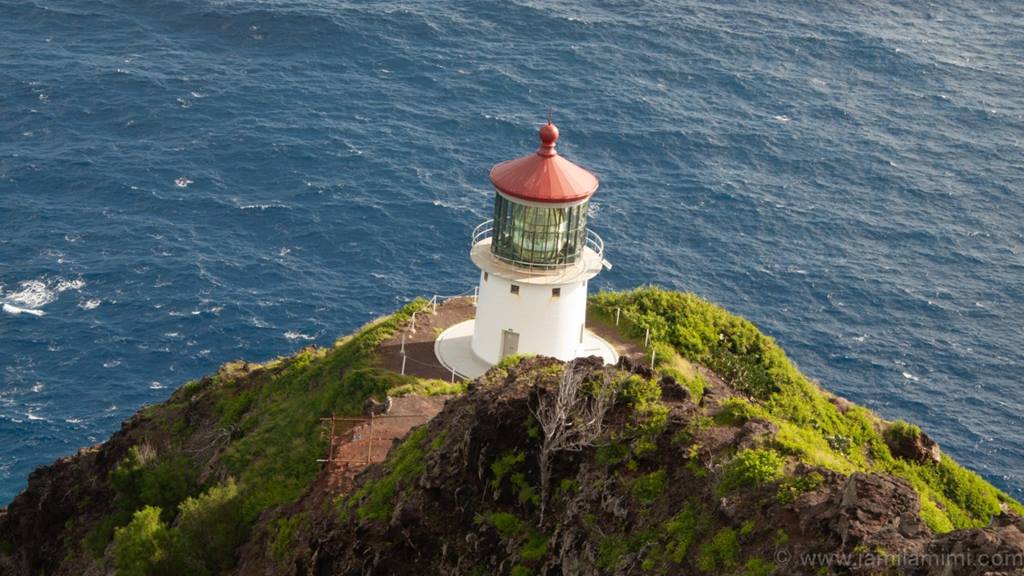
[482,512,548,562]
[696,527,740,573]
[617,375,668,454]
[887,420,922,443]
[663,504,703,563]
[714,398,766,427]
[596,441,630,466]
[174,478,248,574]
[113,506,171,576]
[742,558,775,576]
[776,471,825,504]
[632,469,668,505]
[520,531,548,560]
[488,450,540,506]
[491,451,527,491]
[720,449,785,494]
[484,512,522,538]
[919,495,955,533]
[618,375,661,409]
[269,513,307,564]
[497,354,534,370]
[111,448,198,520]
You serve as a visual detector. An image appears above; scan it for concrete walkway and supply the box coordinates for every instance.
[435,319,619,380]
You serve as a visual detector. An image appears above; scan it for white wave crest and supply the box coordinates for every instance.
[79,298,101,310]
[284,331,316,341]
[3,303,46,317]
[1,277,86,316]
[4,279,56,308]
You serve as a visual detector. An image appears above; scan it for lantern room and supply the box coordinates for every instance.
[435,119,618,377]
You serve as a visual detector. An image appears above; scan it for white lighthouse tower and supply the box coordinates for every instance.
[436,120,617,377]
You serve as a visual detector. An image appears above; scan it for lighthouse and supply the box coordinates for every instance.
[436,120,617,377]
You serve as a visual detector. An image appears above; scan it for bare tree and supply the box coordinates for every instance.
[530,361,616,525]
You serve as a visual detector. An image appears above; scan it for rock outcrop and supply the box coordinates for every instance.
[1,291,1021,576]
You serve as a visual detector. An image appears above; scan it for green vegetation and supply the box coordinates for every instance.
[742,558,775,576]
[591,287,1023,531]
[496,353,535,370]
[387,378,467,397]
[776,471,825,504]
[348,426,429,521]
[174,478,248,574]
[96,300,441,569]
[110,446,198,520]
[618,374,669,454]
[113,507,170,576]
[111,479,248,575]
[492,451,527,491]
[651,341,706,403]
[719,449,785,494]
[595,502,710,573]
[269,513,307,564]
[632,469,668,505]
[490,450,540,506]
[480,512,548,562]
[887,420,922,443]
[696,527,740,573]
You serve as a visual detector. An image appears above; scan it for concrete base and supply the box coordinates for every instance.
[435,319,620,380]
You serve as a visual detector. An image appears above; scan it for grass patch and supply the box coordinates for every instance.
[719,449,785,494]
[388,378,467,397]
[591,288,1022,531]
[348,426,429,522]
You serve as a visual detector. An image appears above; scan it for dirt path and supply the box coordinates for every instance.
[322,395,450,492]
[586,309,646,361]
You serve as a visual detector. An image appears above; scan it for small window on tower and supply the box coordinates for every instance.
[552,288,561,298]
[484,272,489,282]
[510,284,520,295]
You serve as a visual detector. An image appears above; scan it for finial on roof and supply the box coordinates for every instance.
[538,116,559,157]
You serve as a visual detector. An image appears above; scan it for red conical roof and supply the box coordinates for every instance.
[489,122,599,204]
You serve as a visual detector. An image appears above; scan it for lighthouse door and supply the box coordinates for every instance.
[500,329,519,358]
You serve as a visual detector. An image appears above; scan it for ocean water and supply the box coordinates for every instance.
[1,0,1021,505]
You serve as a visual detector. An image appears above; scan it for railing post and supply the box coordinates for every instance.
[473,286,478,307]
[432,295,437,315]
[615,307,621,326]
[401,354,407,375]
[400,333,405,354]
[451,367,456,383]
[410,312,416,333]
[644,327,650,349]
[366,414,373,464]
[651,348,657,369]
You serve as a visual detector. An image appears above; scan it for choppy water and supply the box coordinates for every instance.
[1,0,1022,504]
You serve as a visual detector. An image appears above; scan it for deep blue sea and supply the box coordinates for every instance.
[1,0,1022,505]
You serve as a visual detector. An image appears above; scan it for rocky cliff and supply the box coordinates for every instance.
[1,289,1022,576]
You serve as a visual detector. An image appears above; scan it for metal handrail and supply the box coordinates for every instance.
[471,219,604,270]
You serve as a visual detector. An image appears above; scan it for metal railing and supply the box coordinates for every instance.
[471,219,604,270]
